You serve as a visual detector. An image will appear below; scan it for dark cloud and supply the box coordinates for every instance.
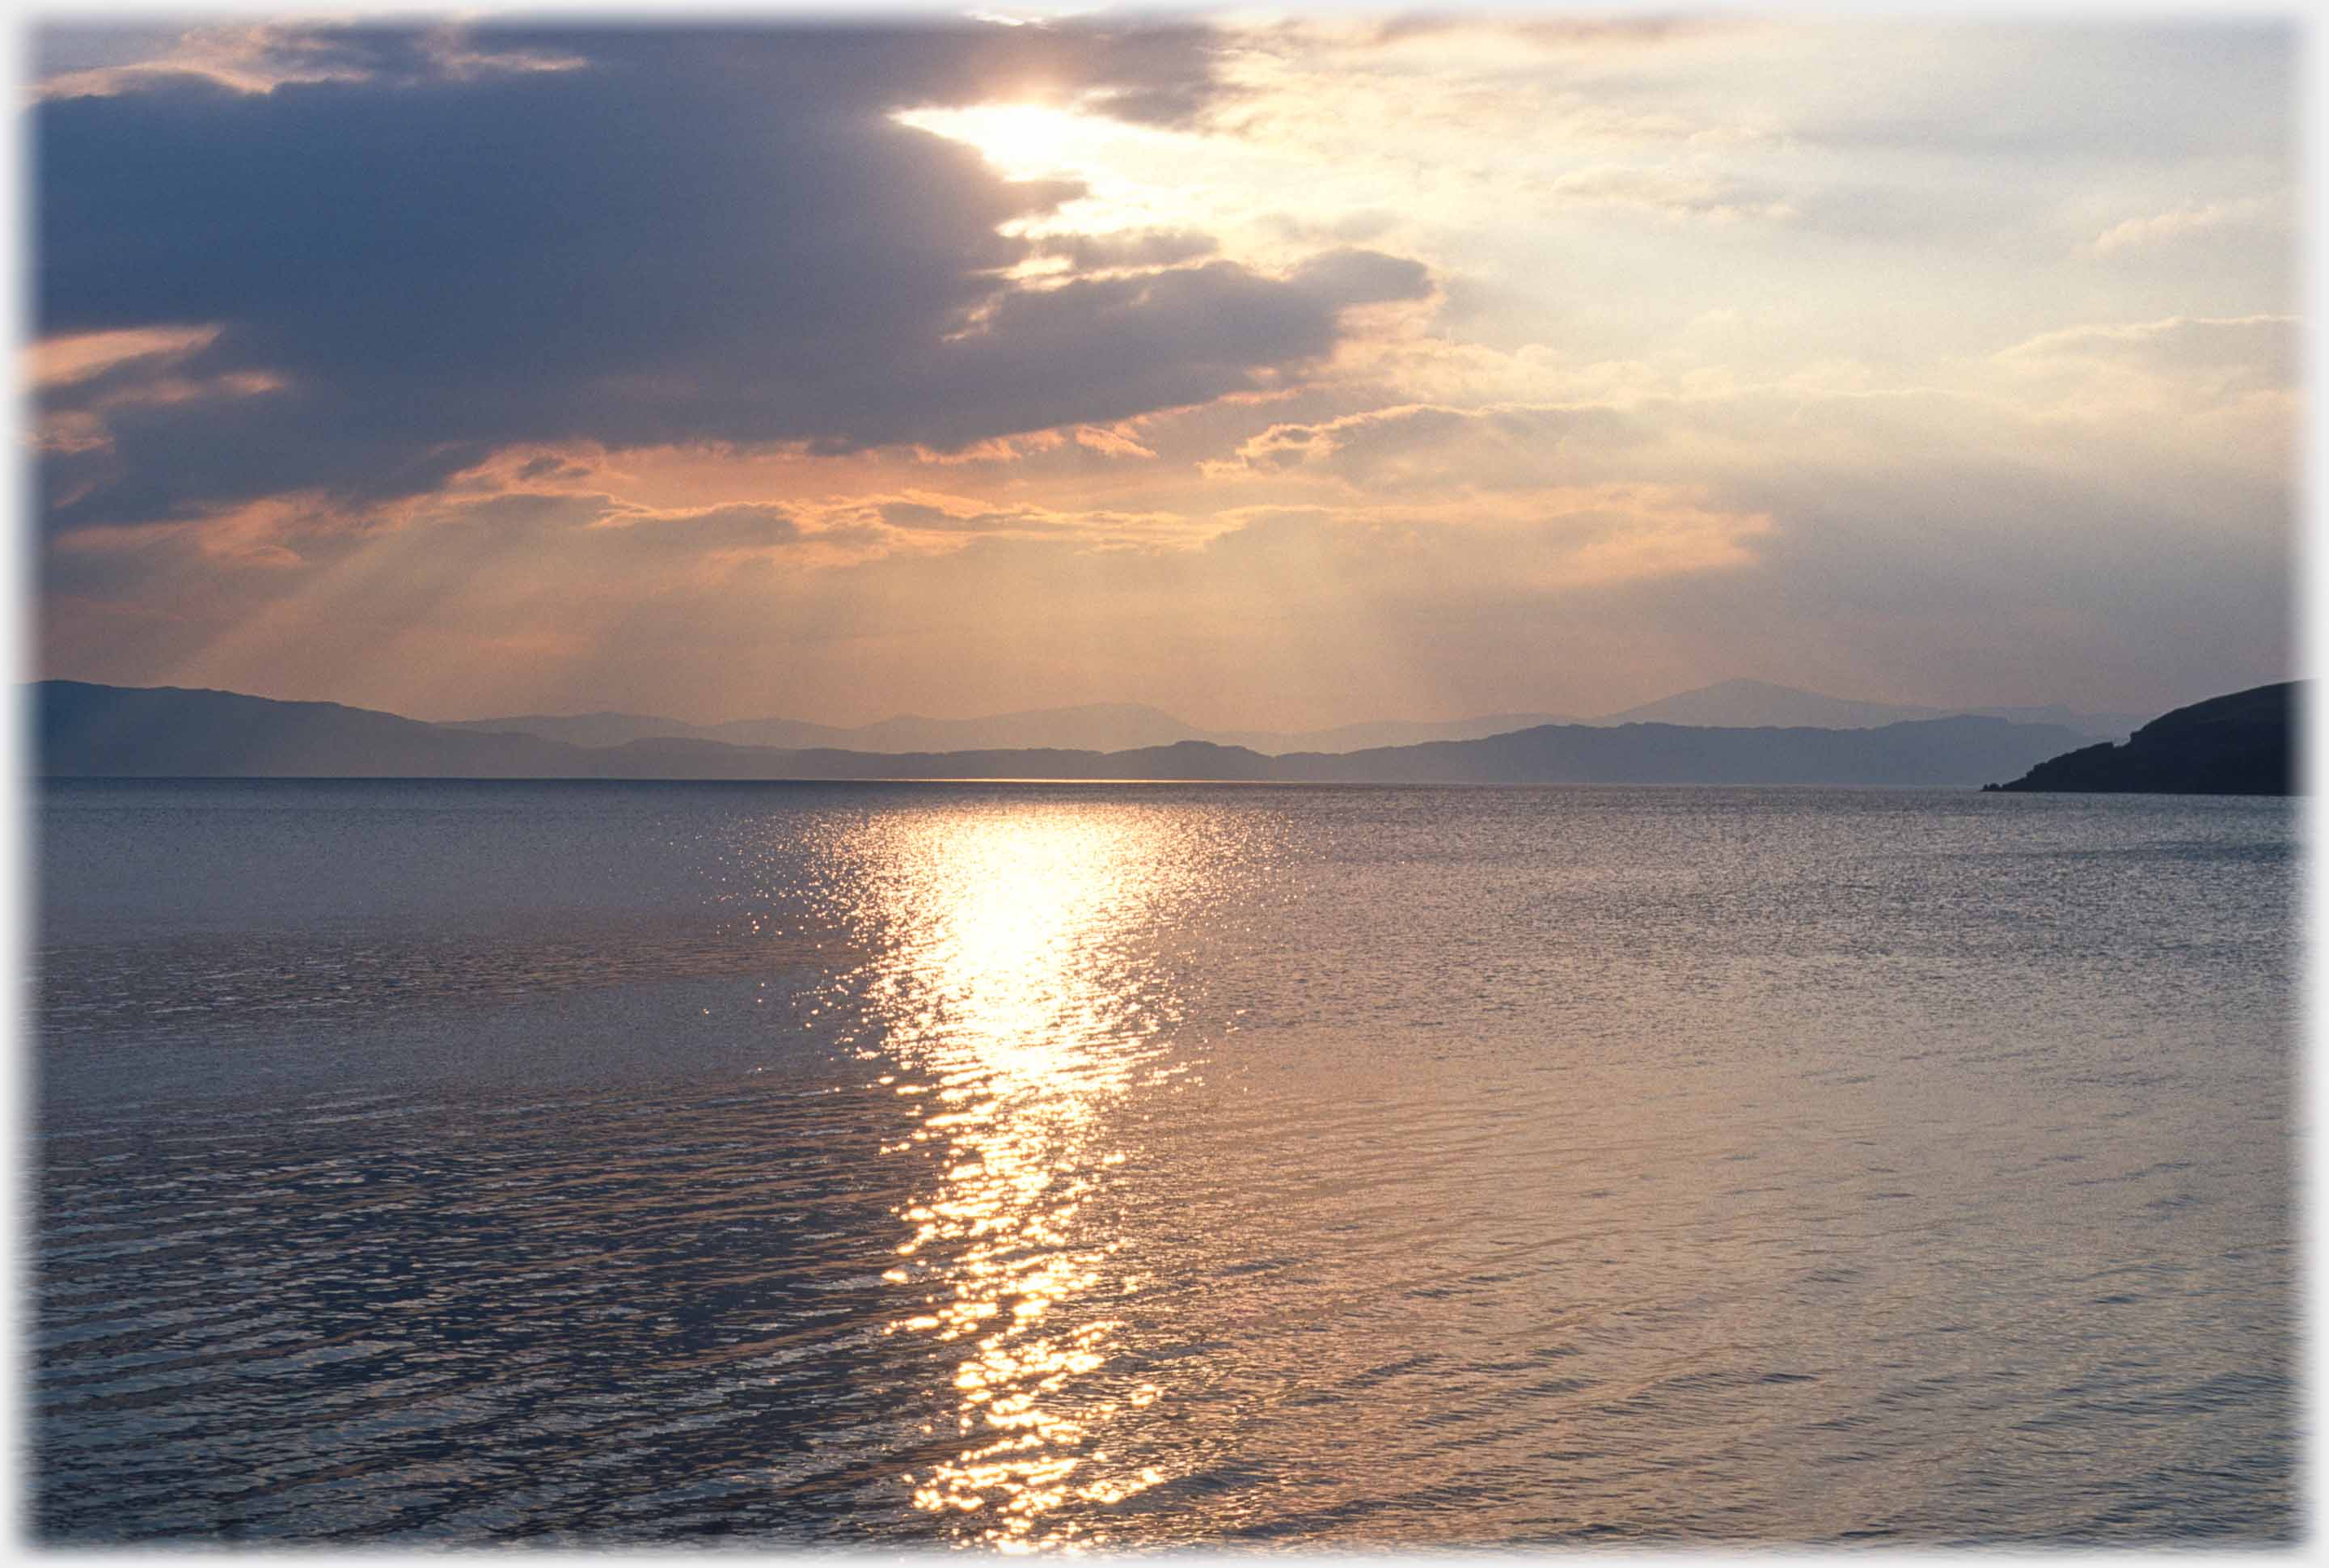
[875,256,1430,453]
[36,22,1426,529]
[514,455,592,484]
[1288,248,1433,306]
[1030,228,1219,271]
[230,23,469,83]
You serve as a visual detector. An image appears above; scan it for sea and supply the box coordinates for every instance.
[28,779,2299,1547]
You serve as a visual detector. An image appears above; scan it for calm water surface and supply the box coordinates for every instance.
[32,780,2297,1546]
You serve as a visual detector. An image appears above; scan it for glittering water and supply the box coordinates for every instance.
[32,780,2297,1546]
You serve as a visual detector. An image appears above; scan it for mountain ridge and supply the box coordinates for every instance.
[1600,677,2144,737]
[40,680,2098,789]
[432,678,2137,755]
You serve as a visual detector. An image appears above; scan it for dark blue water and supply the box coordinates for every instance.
[32,780,2297,1545]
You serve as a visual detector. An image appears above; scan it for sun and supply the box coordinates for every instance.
[894,102,1110,183]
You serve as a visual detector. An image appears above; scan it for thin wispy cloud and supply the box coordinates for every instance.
[2091,195,2280,255]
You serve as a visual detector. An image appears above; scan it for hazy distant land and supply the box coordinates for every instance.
[439,704,1579,756]
[429,678,2143,757]
[32,678,2219,788]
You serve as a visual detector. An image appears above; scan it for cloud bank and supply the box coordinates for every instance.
[36,22,1427,528]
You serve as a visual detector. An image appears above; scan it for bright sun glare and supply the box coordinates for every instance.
[890,100,1210,247]
[853,809,1181,1545]
[895,103,1106,182]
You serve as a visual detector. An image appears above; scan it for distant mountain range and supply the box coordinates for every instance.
[1987,683,2297,796]
[1596,678,2144,738]
[437,703,1571,756]
[434,678,2140,756]
[38,680,2115,788]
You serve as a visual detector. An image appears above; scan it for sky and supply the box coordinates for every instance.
[24,9,2302,729]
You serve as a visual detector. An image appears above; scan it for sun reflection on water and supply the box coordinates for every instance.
[824,806,1196,1549]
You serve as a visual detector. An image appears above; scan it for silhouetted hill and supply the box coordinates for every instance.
[34,683,1286,781]
[40,682,587,778]
[35,681,2091,788]
[1986,683,2299,795]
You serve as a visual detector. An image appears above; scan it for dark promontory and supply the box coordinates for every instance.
[1986,682,2299,796]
